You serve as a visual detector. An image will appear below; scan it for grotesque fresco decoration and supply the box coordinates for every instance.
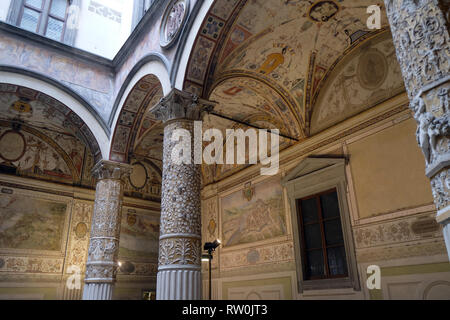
[310,32,405,134]
[0,194,67,251]
[181,0,405,183]
[123,160,162,200]
[221,178,286,247]
[119,208,160,260]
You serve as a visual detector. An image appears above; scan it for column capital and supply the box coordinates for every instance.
[150,88,215,123]
[91,160,133,181]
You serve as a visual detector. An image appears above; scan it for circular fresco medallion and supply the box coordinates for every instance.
[160,0,189,48]
[129,163,148,189]
[0,131,26,162]
[357,49,388,90]
[74,222,88,238]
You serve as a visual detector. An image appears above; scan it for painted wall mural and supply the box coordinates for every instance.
[119,207,160,260]
[0,194,67,251]
[221,178,286,247]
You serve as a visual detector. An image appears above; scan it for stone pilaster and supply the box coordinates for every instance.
[82,160,132,300]
[151,89,213,300]
[384,0,450,258]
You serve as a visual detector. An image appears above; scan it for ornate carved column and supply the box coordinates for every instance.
[151,89,213,300]
[384,0,450,258]
[82,160,132,300]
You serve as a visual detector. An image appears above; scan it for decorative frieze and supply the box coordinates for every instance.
[353,212,442,249]
[220,242,295,270]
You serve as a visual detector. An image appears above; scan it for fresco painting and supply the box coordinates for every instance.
[221,178,286,247]
[0,195,67,251]
[119,210,160,259]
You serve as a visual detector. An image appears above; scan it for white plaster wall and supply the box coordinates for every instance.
[0,0,12,22]
[75,0,134,59]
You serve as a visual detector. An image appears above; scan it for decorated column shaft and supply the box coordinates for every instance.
[384,0,450,257]
[151,89,213,300]
[82,160,132,300]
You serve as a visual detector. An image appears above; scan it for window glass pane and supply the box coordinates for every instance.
[324,219,344,246]
[20,8,40,33]
[320,191,340,219]
[25,0,43,9]
[50,0,68,19]
[45,17,64,41]
[304,223,322,249]
[300,198,318,224]
[327,246,348,276]
[306,249,324,279]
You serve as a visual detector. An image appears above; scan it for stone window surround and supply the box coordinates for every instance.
[6,0,79,46]
[282,157,361,293]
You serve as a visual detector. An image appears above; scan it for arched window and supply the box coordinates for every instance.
[7,0,77,44]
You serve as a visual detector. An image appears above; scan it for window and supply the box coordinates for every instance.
[297,189,348,280]
[132,0,156,29]
[19,0,69,41]
[282,157,360,292]
[7,0,77,44]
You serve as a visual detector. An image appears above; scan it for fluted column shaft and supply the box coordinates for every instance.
[384,0,450,258]
[151,89,213,300]
[82,160,132,300]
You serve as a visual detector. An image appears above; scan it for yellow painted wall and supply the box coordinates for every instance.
[348,118,434,219]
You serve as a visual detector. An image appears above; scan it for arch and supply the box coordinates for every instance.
[0,68,108,160]
[110,53,172,128]
[173,0,214,90]
[109,70,165,163]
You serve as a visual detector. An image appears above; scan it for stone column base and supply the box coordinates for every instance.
[82,283,114,300]
[156,268,202,300]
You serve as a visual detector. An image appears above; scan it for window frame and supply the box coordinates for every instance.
[296,188,349,281]
[282,157,360,293]
[7,0,78,46]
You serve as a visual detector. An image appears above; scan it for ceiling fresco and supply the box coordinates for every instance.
[181,0,406,184]
[110,74,165,199]
[0,85,101,186]
[110,75,163,164]
[0,84,102,162]
[311,31,405,134]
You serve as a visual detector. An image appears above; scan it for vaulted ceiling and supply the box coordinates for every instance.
[182,0,406,184]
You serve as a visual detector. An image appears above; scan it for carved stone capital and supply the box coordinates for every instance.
[91,160,133,181]
[150,89,215,123]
